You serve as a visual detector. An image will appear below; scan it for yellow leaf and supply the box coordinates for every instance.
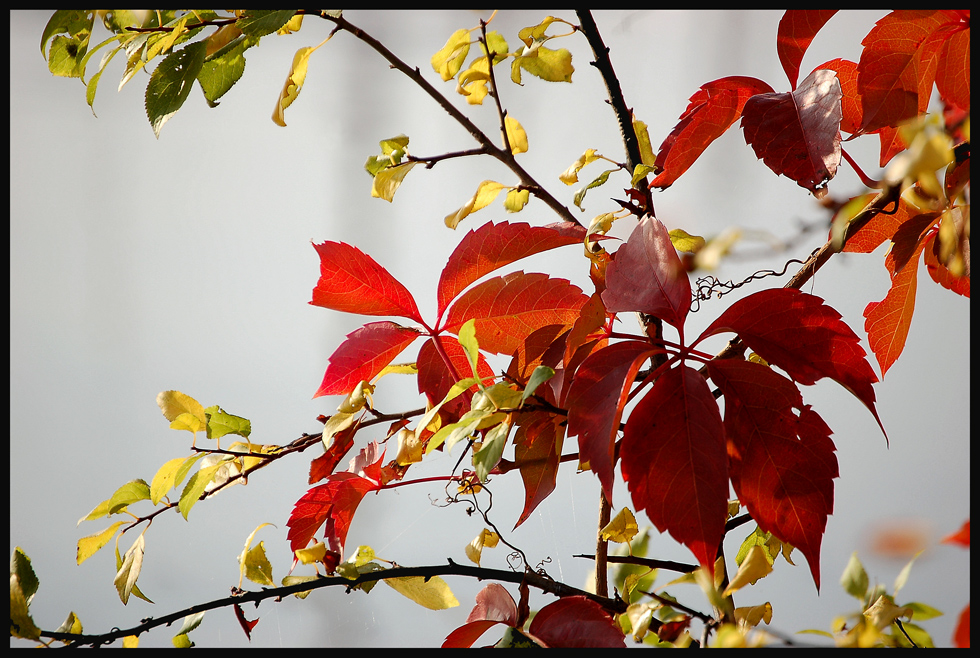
[241,541,274,586]
[150,456,190,504]
[157,390,206,432]
[632,118,658,167]
[668,228,706,254]
[77,521,127,565]
[504,188,529,212]
[349,545,376,567]
[374,362,418,379]
[864,594,913,631]
[560,149,600,185]
[395,428,423,466]
[431,28,471,81]
[384,575,459,610]
[600,507,639,543]
[723,545,773,597]
[445,180,506,229]
[9,574,42,640]
[295,541,327,565]
[272,46,314,127]
[276,14,304,35]
[337,380,375,414]
[514,46,574,84]
[734,602,773,629]
[456,56,491,103]
[371,161,418,202]
[464,528,500,566]
[504,116,528,155]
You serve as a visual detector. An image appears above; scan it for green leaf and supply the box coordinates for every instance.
[205,407,252,441]
[573,168,616,210]
[145,41,208,138]
[457,319,481,380]
[108,479,151,515]
[10,547,40,605]
[198,35,253,107]
[522,366,555,403]
[178,463,223,519]
[840,552,869,600]
[236,10,298,38]
[473,420,511,482]
[41,10,94,78]
[903,601,943,622]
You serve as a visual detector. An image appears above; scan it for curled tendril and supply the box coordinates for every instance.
[691,258,805,312]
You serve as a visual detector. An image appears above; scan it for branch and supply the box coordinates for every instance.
[40,560,627,647]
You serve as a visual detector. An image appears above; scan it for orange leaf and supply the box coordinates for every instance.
[513,413,565,529]
[314,321,420,398]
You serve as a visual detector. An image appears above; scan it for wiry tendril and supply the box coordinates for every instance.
[691,258,805,312]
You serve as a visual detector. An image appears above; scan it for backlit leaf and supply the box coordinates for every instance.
[371,161,419,202]
[526,596,626,648]
[437,220,587,318]
[77,521,127,565]
[385,575,459,610]
[600,507,639,544]
[601,216,691,330]
[445,180,506,229]
[311,241,423,323]
[157,390,207,435]
[431,28,471,81]
[740,68,842,194]
[652,76,774,189]
[513,413,564,528]
[314,321,421,398]
[417,336,494,423]
[504,116,528,154]
[114,534,146,605]
[443,272,588,356]
[178,463,223,519]
[621,365,728,577]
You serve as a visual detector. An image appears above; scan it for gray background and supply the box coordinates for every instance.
[11,10,969,647]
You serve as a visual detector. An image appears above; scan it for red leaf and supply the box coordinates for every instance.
[936,24,970,111]
[286,443,383,554]
[620,365,728,576]
[309,422,357,484]
[816,58,862,135]
[566,341,659,503]
[857,11,963,133]
[443,583,518,648]
[437,221,588,318]
[233,603,259,641]
[708,359,838,590]
[417,336,494,422]
[697,288,885,441]
[311,241,423,323]
[513,413,565,529]
[941,519,970,548]
[924,232,970,297]
[953,603,970,649]
[443,272,588,356]
[864,237,924,378]
[526,596,626,648]
[740,68,842,193]
[652,76,774,189]
[601,216,691,330]
[776,10,838,89]
[314,321,420,398]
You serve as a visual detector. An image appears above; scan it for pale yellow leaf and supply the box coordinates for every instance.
[385,575,459,610]
[157,390,206,429]
[632,118,657,167]
[114,534,146,605]
[863,594,913,631]
[295,541,327,565]
[395,428,423,466]
[560,148,600,185]
[734,602,773,629]
[150,456,191,504]
[272,35,333,127]
[77,521,127,565]
[668,228,706,254]
[445,180,506,228]
[504,188,529,212]
[464,528,500,566]
[504,116,528,154]
[241,541,274,586]
[371,161,418,202]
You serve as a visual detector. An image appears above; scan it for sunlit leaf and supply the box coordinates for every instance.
[432,28,472,81]
[145,41,207,138]
[504,116,528,154]
[114,534,146,604]
[385,576,460,610]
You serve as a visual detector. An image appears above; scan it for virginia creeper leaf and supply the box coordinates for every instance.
[526,596,626,648]
[776,11,838,89]
[437,220,588,318]
[652,76,774,189]
[311,241,423,323]
[417,336,495,423]
[740,68,842,194]
[601,216,691,330]
[935,23,970,111]
[857,10,963,133]
[443,272,588,356]
[621,365,728,577]
[708,359,838,590]
[314,321,421,398]
[697,288,885,441]
[513,413,564,529]
[443,582,518,647]
[566,340,659,503]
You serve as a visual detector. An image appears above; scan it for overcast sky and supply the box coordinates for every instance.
[11,10,969,647]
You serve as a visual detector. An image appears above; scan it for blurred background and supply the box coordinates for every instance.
[10,10,969,647]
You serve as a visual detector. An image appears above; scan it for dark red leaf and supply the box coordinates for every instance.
[313,321,421,398]
[309,422,357,484]
[740,68,842,193]
[311,241,423,323]
[777,10,838,89]
[233,603,259,640]
[443,620,509,649]
[437,221,588,318]
[566,341,659,503]
[601,216,691,330]
[526,596,626,648]
[652,76,774,189]
[443,583,518,648]
[696,288,885,441]
[708,359,838,590]
[443,272,588,355]
[857,11,963,133]
[621,365,728,577]
[513,413,565,529]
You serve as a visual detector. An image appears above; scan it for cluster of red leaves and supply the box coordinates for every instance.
[652,10,970,194]
[288,10,969,614]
